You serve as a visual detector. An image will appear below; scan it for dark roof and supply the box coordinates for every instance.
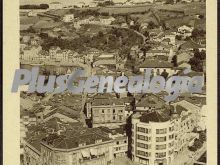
[43,106,80,120]
[98,125,126,135]
[178,71,204,77]
[41,127,112,149]
[25,119,113,151]
[136,94,165,107]
[180,40,205,50]
[139,60,173,68]
[139,111,170,123]
[26,132,47,152]
[137,103,190,123]
[89,94,125,106]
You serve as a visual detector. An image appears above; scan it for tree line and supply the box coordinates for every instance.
[20,4,49,9]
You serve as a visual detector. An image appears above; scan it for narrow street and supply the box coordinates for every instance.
[171,142,206,165]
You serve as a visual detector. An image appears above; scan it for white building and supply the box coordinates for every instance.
[132,101,201,165]
[198,105,207,131]
[99,126,128,158]
[132,111,175,165]
[138,59,180,77]
[163,31,176,45]
[20,46,42,61]
[63,14,74,22]
[177,25,194,38]
[100,16,116,25]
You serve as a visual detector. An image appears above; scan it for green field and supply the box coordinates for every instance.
[98,4,153,15]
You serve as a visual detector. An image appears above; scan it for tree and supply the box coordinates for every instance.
[148,21,157,29]
[20,4,49,9]
[199,131,206,142]
[188,138,203,152]
[189,49,206,72]
[198,15,204,19]
[161,69,169,79]
[119,46,130,59]
[98,1,114,7]
[189,57,203,72]
[143,31,149,38]
[194,139,203,149]
[39,4,49,9]
[98,31,104,38]
[39,33,48,39]
[192,28,206,39]
[26,26,36,33]
[192,28,200,38]
[165,0,174,4]
[200,50,206,60]
[175,35,182,40]
[171,55,178,67]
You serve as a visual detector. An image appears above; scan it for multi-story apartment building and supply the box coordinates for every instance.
[86,94,127,128]
[171,100,201,153]
[132,111,175,165]
[99,125,128,158]
[131,101,201,165]
[23,119,115,165]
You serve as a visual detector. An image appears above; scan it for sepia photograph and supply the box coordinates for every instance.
[4,0,216,164]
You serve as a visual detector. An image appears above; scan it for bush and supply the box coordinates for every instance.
[199,131,206,142]
[20,4,49,9]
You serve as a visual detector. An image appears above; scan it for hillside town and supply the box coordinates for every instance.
[20,0,206,165]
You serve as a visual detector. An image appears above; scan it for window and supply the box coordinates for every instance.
[116,141,119,145]
[102,109,104,113]
[137,142,145,148]
[146,152,151,157]
[137,135,151,141]
[156,136,166,142]
[156,144,166,150]
[124,140,127,143]
[137,127,145,133]
[113,109,115,113]
[156,128,167,134]
[113,116,116,120]
[155,152,166,158]
[169,134,174,140]
[137,135,145,140]
[137,151,151,157]
[169,126,174,132]
[137,150,145,156]
[169,141,174,147]
[146,129,151,134]
[169,149,174,155]
[137,143,150,149]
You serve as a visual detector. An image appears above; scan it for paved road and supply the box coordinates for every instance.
[114,157,139,165]
[171,142,206,165]
[186,142,206,165]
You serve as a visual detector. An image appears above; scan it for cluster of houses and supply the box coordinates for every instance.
[21,87,206,165]
[20,2,206,164]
